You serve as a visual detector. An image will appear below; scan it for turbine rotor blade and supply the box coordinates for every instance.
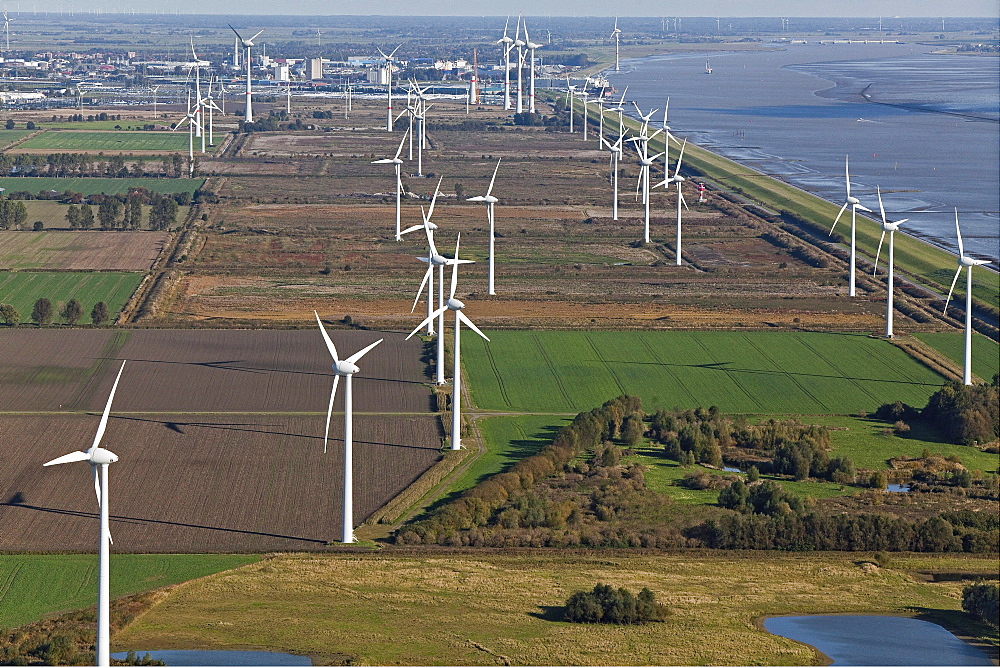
[450,234,461,300]
[43,450,90,467]
[324,375,339,454]
[92,464,100,507]
[406,306,449,339]
[486,158,501,197]
[314,310,340,363]
[412,265,433,313]
[874,230,886,274]
[674,138,687,177]
[458,311,490,342]
[90,360,126,454]
[844,155,851,198]
[877,186,887,225]
[830,202,849,235]
[427,176,444,220]
[943,266,962,313]
[346,338,383,365]
[954,209,964,258]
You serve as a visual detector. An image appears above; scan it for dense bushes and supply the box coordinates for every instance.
[962,583,999,628]
[564,584,666,624]
[921,380,999,446]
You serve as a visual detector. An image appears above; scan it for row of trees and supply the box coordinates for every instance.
[66,192,178,231]
[0,152,191,178]
[0,199,28,230]
[962,583,999,628]
[0,300,109,326]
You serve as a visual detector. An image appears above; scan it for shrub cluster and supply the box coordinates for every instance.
[921,379,999,446]
[962,582,999,628]
[564,584,666,624]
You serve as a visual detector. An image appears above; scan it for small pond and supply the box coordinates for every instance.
[722,466,742,473]
[763,615,993,666]
[110,650,311,666]
[886,483,911,493]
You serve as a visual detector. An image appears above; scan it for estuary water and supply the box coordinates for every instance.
[763,615,993,666]
[608,43,1000,263]
[110,649,311,666]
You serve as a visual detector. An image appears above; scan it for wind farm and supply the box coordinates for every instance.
[0,9,997,668]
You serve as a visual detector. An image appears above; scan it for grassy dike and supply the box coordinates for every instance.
[559,91,999,315]
[111,552,999,666]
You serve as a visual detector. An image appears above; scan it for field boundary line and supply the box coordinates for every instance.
[797,336,882,406]
[531,333,574,411]
[636,333,699,406]
[742,334,828,412]
[482,341,512,408]
[691,335,766,412]
[582,333,628,397]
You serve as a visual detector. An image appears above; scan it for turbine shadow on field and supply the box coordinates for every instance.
[1,503,329,545]
[591,359,940,387]
[111,415,440,451]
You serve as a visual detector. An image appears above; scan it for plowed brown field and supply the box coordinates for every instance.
[1,413,441,552]
[0,231,169,271]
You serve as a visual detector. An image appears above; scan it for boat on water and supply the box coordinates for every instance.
[705,59,713,74]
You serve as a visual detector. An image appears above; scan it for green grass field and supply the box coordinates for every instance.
[0,554,259,628]
[0,177,205,196]
[0,271,143,321]
[0,129,33,147]
[914,332,1000,383]
[111,552,999,666]
[463,331,946,415]
[18,131,198,152]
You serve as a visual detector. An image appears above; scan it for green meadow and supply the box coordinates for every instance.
[463,331,946,415]
[0,177,205,196]
[0,554,259,628]
[914,331,1000,383]
[0,271,142,320]
[18,131,195,152]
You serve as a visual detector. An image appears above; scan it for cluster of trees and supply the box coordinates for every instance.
[698,511,998,553]
[395,396,653,547]
[66,190,179,231]
[649,408,851,481]
[238,112,311,133]
[0,199,28,229]
[0,152,189,178]
[564,584,666,624]
[0,300,109,326]
[962,582,999,628]
[921,379,999,446]
[718,479,805,515]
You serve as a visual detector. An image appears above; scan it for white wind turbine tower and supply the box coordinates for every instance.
[314,312,382,544]
[230,25,264,123]
[514,17,525,114]
[371,128,410,241]
[829,155,872,297]
[872,186,909,338]
[943,210,991,386]
[202,77,223,147]
[401,177,445,339]
[564,75,576,134]
[407,236,487,450]
[497,17,514,111]
[150,85,159,117]
[376,44,402,132]
[601,85,627,144]
[188,39,209,140]
[3,11,12,52]
[610,17,621,71]
[578,83,590,140]
[171,92,201,177]
[660,97,682,173]
[600,129,624,221]
[43,360,128,668]
[466,159,502,295]
[523,21,542,114]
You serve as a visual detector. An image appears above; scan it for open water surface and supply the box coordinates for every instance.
[609,43,999,263]
[764,614,993,666]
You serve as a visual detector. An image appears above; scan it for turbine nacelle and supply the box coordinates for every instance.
[961,256,991,268]
[468,195,498,204]
[447,297,466,311]
[334,360,360,376]
[89,447,119,465]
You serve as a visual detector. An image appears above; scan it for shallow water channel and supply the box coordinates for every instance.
[763,615,993,666]
[110,649,311,666]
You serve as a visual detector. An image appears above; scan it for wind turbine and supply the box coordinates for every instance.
[401,177,445,339]
[523,21,542,114]
[3,11,12,52]
[230,25,264,123]
[829,155,872,297]
[656,138,689,265]
[600,129,624,221]
[371,128,410,240]
[466,159,502,295]
[407,236,487,450]
[376,44,402,132]
[943,210,991,386]
[202,77,223,147]
[628,103,663,244]
[151,85,159,117]
[43,360,127,668]
[601,85,627,143]
[565,75,576,134]
[610,17,621,71]
[171,92,202,177]
[578,83,590,140]
[314,312,382,544]
[872,187,909,339]
[513,17,525,114]
[497,17,514,111]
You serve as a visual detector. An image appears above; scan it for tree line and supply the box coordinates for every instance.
[65,191,179,231]
[0,300,109,326]
[0,152,191,178]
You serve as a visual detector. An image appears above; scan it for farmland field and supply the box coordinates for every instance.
[111,551,999,666]
[16,131,199,153]
[0,328,432,412]
[11,200,192,232]
[0,230,168,270]
[0,413,442,552]
[914,332,1000,383]
[0,177,205,196]
[0,271,142,321]
[0,129,33,147]
[0,554,258,628]
[462,331,947,415]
